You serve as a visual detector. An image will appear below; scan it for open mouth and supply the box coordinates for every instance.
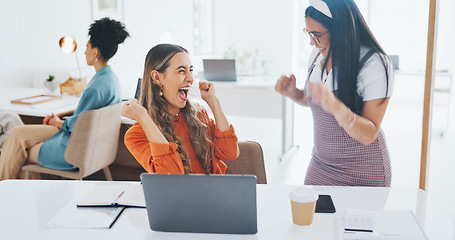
[178,86,190,101]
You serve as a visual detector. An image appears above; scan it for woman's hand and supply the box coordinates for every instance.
[43,113,63,129]
[275,74,308,106]
[122,99,169,144]
[306,82,339,114]
[275,74,299,98]
[56,109,75,119]
[199,81,217,106]
[121,99,149,122]
[43,114,52,125]
[199,81,230,131]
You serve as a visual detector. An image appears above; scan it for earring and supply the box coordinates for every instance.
[159,85,164,96]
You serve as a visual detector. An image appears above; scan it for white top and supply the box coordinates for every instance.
[308,47,395,101]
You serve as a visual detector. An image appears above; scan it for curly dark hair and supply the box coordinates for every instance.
[88,17,130,61]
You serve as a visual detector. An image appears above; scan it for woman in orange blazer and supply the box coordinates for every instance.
[121,44,239,174]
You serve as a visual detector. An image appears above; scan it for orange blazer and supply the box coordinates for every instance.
[124,109,239,174]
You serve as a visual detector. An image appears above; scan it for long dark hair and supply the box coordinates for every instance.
[305,0,390,113]
[88,17,130,61]
[140,44,213,174]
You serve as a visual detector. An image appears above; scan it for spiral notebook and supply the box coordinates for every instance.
[76,183,145,208]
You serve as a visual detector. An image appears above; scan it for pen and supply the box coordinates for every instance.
[344,228,373,233]
[111,190,125,206]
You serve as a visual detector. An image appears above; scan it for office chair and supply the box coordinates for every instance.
[224,141,267,184]
[22,103,123,180]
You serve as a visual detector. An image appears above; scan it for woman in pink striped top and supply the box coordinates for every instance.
[275,0,394,187]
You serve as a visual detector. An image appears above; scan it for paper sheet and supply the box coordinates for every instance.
[338,210,428,240]
[20,96,54,103]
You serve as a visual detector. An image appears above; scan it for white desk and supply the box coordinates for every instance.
[0,87,80,117]
[0,180,452,239]
[0,87,134,124]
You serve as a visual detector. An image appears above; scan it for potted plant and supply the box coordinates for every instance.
[44,74,59,93]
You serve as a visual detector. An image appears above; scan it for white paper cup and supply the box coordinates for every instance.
[289,186,319,226]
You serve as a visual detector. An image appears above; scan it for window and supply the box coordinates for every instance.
[193,0,213,55]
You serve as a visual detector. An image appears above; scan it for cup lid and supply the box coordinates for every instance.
[289,186,319,202]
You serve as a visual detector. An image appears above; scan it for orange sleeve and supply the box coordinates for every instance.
[197,109,239,161]
[213,124,240,161]
[124,123,185,174]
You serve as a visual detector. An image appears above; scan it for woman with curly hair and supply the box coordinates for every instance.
[0,17,129,179]
[121,44,239,174]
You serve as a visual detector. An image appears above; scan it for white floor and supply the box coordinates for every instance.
[226,73,455,234]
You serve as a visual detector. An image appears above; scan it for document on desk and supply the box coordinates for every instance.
[46,201,125,229]
[30,99,77,110]
[338,210,428,240]
[76,182,146,208]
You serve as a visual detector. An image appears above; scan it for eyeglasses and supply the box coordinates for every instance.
[303,28,329,45]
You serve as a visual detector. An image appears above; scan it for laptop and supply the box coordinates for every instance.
[203,59,237,81]
[134,78,142,99]
[140,173,257,234]
[389,55,399,70]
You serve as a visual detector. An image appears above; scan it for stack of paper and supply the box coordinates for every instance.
[338,210,427,240]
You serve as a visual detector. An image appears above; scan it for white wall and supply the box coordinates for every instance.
[0,0,294,97]
[211,0,294,77]
[119,0,194,96]
[367,0,455,72]
[368,0,429,71]
[0,0,194,98]
[0,0,92,88]
[435,0,455,72]
[1,0,455,90]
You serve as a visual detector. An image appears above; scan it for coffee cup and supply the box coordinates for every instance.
[289,186,318,226]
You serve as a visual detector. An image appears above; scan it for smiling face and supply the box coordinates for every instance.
[305,17,331,59]
[152,52,194,115]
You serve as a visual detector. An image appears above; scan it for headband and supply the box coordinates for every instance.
[309,0,332,18]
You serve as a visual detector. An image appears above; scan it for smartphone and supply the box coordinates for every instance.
[315,194,336,213]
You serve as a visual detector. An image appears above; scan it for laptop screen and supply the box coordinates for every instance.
[203,59,237,82]
[134,78,142,99]
[141,173,257,234]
